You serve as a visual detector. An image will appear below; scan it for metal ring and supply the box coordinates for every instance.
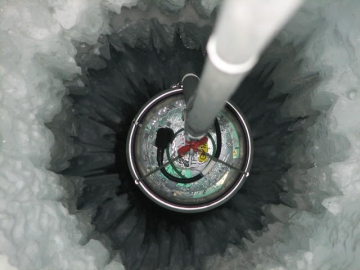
[207,35,259,75]
[126,88,253,213]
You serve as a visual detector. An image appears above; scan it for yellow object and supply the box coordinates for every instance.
[198,143,208,162]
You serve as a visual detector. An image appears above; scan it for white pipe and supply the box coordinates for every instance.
[185,0,303,139]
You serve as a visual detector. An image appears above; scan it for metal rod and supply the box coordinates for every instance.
[136,155,182,182]
[184,0,303,139]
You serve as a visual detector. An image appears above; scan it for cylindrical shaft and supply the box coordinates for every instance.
[185,0,303,139]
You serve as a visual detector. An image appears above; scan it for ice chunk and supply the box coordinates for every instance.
[153,0,186,12]
[102,0,139,14]
[190,0,221,18]
[52,0,88,30]
[0,1,127,269]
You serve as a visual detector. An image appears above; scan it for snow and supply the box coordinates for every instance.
[205,0,360,269]
[0,0,134,269]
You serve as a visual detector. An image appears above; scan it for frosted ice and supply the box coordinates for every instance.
[1,0,360,270]
[190,0,221,18]
[205,0,360,269]
[0,0,137,269]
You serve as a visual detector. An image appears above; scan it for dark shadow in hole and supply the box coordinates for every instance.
[61,21,319,270]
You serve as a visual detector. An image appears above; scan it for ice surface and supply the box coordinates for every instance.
[0,0,137,269]
[190,0,221,18]
[204,0,360,269]
[1,0,360,269]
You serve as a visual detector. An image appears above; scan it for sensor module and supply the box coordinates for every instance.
[126,85,252,213]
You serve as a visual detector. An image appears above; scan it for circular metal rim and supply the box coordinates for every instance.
[126,88,253,213]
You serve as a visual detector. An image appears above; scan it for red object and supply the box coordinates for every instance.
[177,136,208,156]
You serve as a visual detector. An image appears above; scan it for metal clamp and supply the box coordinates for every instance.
[132,120,143,127]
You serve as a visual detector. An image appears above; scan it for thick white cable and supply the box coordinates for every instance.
[185,0,303,139]
[206,36,258,75]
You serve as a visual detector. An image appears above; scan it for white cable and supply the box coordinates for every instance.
[206,35,259,75]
